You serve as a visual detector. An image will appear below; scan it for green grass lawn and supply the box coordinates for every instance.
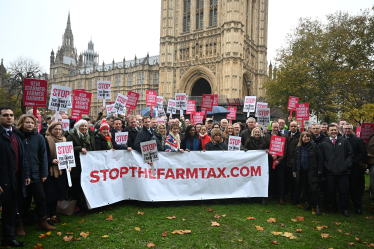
[3,176,374,249]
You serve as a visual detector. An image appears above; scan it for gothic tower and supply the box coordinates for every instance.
[61,12,77,58]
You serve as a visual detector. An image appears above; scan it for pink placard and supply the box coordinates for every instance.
[212,94,218,106]
[23,78,48,107]
[295,103,309,121]
[146,90,157,106]
[186,100,196,114]
[360,123,374,143]
[226,106,237,120]
[126,91,140,110]
[193,112,204,125]
[201,94,214,112]
[287,96,299,111]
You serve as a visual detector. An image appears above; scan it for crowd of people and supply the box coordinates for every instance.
[0,105,373,247]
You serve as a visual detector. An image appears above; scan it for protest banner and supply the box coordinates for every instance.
[193,112,204,125]
[80,150,269,209]
[125,91,140,115]
[212,94,218,106]
[167,99,176,114]
[360,123,374,143]
[356,127,361,138]
[72,91,92,116]
[97,80,111,106]
[113,93,128,115]
[106,104,116,116]
[157,96,164,111]
[23,78,47,116]
[56,141,76,187]
[157,118,165,124]
[257,108,271,126]
[255,102,268,117]
[269,136,286,169]
[115,132,128,146]
[62,119,70,131]
[227,106,237,121]
[228,136,241,151]
[201,94,214,118]
[243,96,256,117]
[49,85,71,121]
[175,93,188,111]
[146,90,157,116]
[296,103,310,131]
[287,96,299,119]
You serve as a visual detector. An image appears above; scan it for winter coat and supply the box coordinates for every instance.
[181,136,203,151]
[123,126,138,148]
[19,130,48,184]
[39,126,48,137]
[65,128,96,178]
[165,134,181,152]
[286,130,301,168]
[265,132,288,166]
[344,134,367,168]
[311,132,326,146]
[367,133,374,165]
[319,136,354,175]
[0,127,29,202]
[293,141,323,184]
[244,136,267,150]
[133,127,162,153]
[205,141,228,151]
[199,134,211,150]
[95,133,112,151]
[155,132,166,151]
[239,128,254,150]
[110,127,128,150]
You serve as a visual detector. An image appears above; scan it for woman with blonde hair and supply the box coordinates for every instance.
[223,123,237,146]
[205,128,228,151]
[155,123,167,151]
[244,127,267,151]
[43,122,70,225]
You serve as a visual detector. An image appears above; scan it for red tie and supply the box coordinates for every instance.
[332,138,336,145]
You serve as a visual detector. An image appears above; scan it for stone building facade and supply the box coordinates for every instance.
[50,0,268,116]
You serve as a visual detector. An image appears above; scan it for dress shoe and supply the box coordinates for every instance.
[303,203,311,211]
[47,219,55,226]
[355,209,363,215]
[279,199,284,205]
[261,198,267,206]
[342,210,350,217]
[1,239,26,247]
[315,206,322,216]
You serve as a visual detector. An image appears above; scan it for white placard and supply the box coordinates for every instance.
[175,93,188,110]
[140,140,159,164]
[157,118,165,124]
[255,102,268,117]
[48,85,71,112]
[257,108,271,126]
[157,96,164,111]
[228,136,241,151]
[61,119,70,131]
[158,108,166,118]
[243,96,256,113]
[113,93,128,115]
[55,141,76,187]
[115,132,128,146]
[106,104,116,116]
[167,99,176,114]
[97,81,111,100]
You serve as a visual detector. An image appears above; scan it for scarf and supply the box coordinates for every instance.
[199,133,207,138]
[77,129,91,150]
[169,132,180,148]
[46,134,66,178]
[105,135,112,150]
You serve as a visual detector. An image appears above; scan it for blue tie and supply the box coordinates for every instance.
[7,130,13,138]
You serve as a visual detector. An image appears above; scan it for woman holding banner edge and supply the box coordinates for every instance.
[204,128,228,151]
[181,125,203,151]
[44,122,70,225]
[165,123,184,152]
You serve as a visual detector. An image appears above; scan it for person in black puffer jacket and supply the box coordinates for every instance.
[95,120,115,151]
[17,114,55,231]
[293,132,323,215]
[204,128,227,151]
[123,115,138,150]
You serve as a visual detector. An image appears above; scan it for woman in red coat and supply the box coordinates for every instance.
[199,125,211,150]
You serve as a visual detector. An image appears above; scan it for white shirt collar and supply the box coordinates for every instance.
[1,126,12,133]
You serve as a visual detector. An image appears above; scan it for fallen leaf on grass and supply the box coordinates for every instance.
[62,236,73,241]
[147,242,155,248]
[72,238,81,241]
[291,219,298,222]
[78,220,84,223]
[295,229,302,233]
[366,216,373,219]
[297,205,303,209]
[135,227,141,231]
[182,219,186,221]
[313,226,328,231]
[238,240,242,242]
[211,221,220,227]
[214,214,220,219]
[271,232,283,235]
[296,216,304,221]
[38,231,51,238]
[62,223,66,225]
[98,211,105,214]
[280,224,285,227]
[222,214,226,217]
[363,242,374,247]
[76,228,80,230]
[267,218,277,223]
[208,208,213,212]
[66,232,73,235]
[334,222,341,225]
[162,232,167,237]
[321,233,331,238]
[247,217,256,220]
[33,243,43,249]
[80,232,89,238]
[344,233,351,236]
[282,232,294,238]
[166,216,176,219]
[51,218,59,223]
[106,215,113,221]
[312,221,319,223]
[138,211,144,215]
[182,230,191,234]
[348,242,354,246]
[102,235,109,238]
[255,225,264,231]
[355,238,362,242]
[312,208,316,214]
[266,211,271,213]
[271,240,279,245]
[171,230,184,235]
[57,232,62,236]
[336,229,343,233]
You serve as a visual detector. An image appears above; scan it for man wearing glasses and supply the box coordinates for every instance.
[311,123,326,146]
[343,123,367,214]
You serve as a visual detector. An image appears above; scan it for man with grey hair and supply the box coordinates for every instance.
[278,118,288,135]
[338,120,347,136]
[240,117,256,149]
[220,119,228,132]
[233,123,241,136]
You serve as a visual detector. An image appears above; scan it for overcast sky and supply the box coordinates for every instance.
[0,0,373,73]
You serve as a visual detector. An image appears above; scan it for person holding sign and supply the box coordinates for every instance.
[265,121,287,205]
[223,124,237,147]
[181,125,203,151]
[134,116,162,153]
[95,120,115,151]
[17,115,56,231]
[66,119,96,212]
[205,129,228,151]
[111,118,130,151]
[43,122,69,225]
[199,125,211,150]
[292,132,324,216]
[155,123,167,151]
[165,123,184,152]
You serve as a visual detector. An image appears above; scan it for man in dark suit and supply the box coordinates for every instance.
[278,119,289,135]
[0,107,30,247]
